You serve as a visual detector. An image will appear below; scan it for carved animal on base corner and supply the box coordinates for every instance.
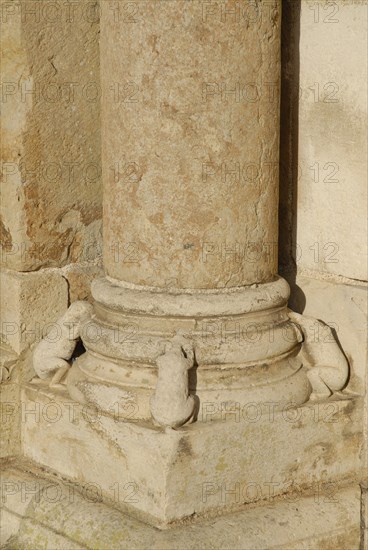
[288,310,349,401]
[150,334,195,429]
[33,301,93,389]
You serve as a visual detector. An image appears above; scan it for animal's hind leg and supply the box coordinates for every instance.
[49,359,70,389]
[307,367,332,400]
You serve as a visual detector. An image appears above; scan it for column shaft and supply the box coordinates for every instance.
[102,0,280,289]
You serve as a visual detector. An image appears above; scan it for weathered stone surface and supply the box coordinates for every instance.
[0,462,361,549]
[66,1,319,425]
[61,262,103,303]
[296,0,367,281]
[0,269,68,458]
[0,269,69,355]
[289,275,367,397]
[150,334,196,428]
[21,382,363,526]
[288,310,349,400]
[0,367,20,458]
[0,0,102,271]
[33,301,93,386]
[102,0,281,288]
[361,482,368,550]
[67,276,312,420]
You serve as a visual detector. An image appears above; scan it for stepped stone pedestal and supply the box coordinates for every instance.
[21,382,363,527]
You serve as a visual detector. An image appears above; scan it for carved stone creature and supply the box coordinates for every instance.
[0,363,16,383]
[288,310,349,400]
[150,334,195,428]
[33,301,93,389]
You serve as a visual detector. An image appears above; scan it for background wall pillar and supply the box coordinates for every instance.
[0,0,102,456]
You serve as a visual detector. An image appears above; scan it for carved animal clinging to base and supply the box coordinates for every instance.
[150,334,195,428]
[33,301,93,388]
[288,310,349,400]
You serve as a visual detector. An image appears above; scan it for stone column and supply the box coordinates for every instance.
[68,0,311,419]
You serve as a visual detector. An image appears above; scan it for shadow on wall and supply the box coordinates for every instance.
[278,0,306,313]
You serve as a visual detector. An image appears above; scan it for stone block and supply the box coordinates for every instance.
[61,262,104,303]
[0,269,69,354]
[0,461,361,549]
[21,382,363,527]
[0,348,20,457]
[0,0,102,271]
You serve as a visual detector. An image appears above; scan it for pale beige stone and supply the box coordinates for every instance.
[0,269,69,355]
[0,465,56,546]
[361,482,368,550]
[61,262,104,303]
[0,0,102,271]
[2,463,360,550]
[289,274,368,488]
[22,382,363,526]
[33,301,93,386]
[0,371,20,458]
[0,344,17,383]
[297,0,368,281]
[1,1,367,547]
[67,276,312,421]
[150,334,195,428]
[0,0,102,470]
[101,0,281,288]
[288,310,349,400]
[1,463,361,550]
[289,275,367,397]
[0,270,68,458]
[66,0,318,425]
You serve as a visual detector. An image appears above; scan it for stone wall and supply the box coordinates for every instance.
[0,0,102,456]
[279,0,367,458]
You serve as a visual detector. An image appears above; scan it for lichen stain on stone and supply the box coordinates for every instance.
[0,218,13,250]
[177,437,193,458]
[148,212,164,226]
[342,397,357,419]
[77,204,102,227]
[304,441,336,469]
[215,457,228,472]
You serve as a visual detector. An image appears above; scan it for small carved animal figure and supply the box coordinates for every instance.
[33,301,93,389]
[288,310,349,400]
[150,334,195,428]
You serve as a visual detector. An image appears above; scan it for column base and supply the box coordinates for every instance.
[67,276,312,420]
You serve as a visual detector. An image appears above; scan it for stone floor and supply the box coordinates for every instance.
[1,459,362,550]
